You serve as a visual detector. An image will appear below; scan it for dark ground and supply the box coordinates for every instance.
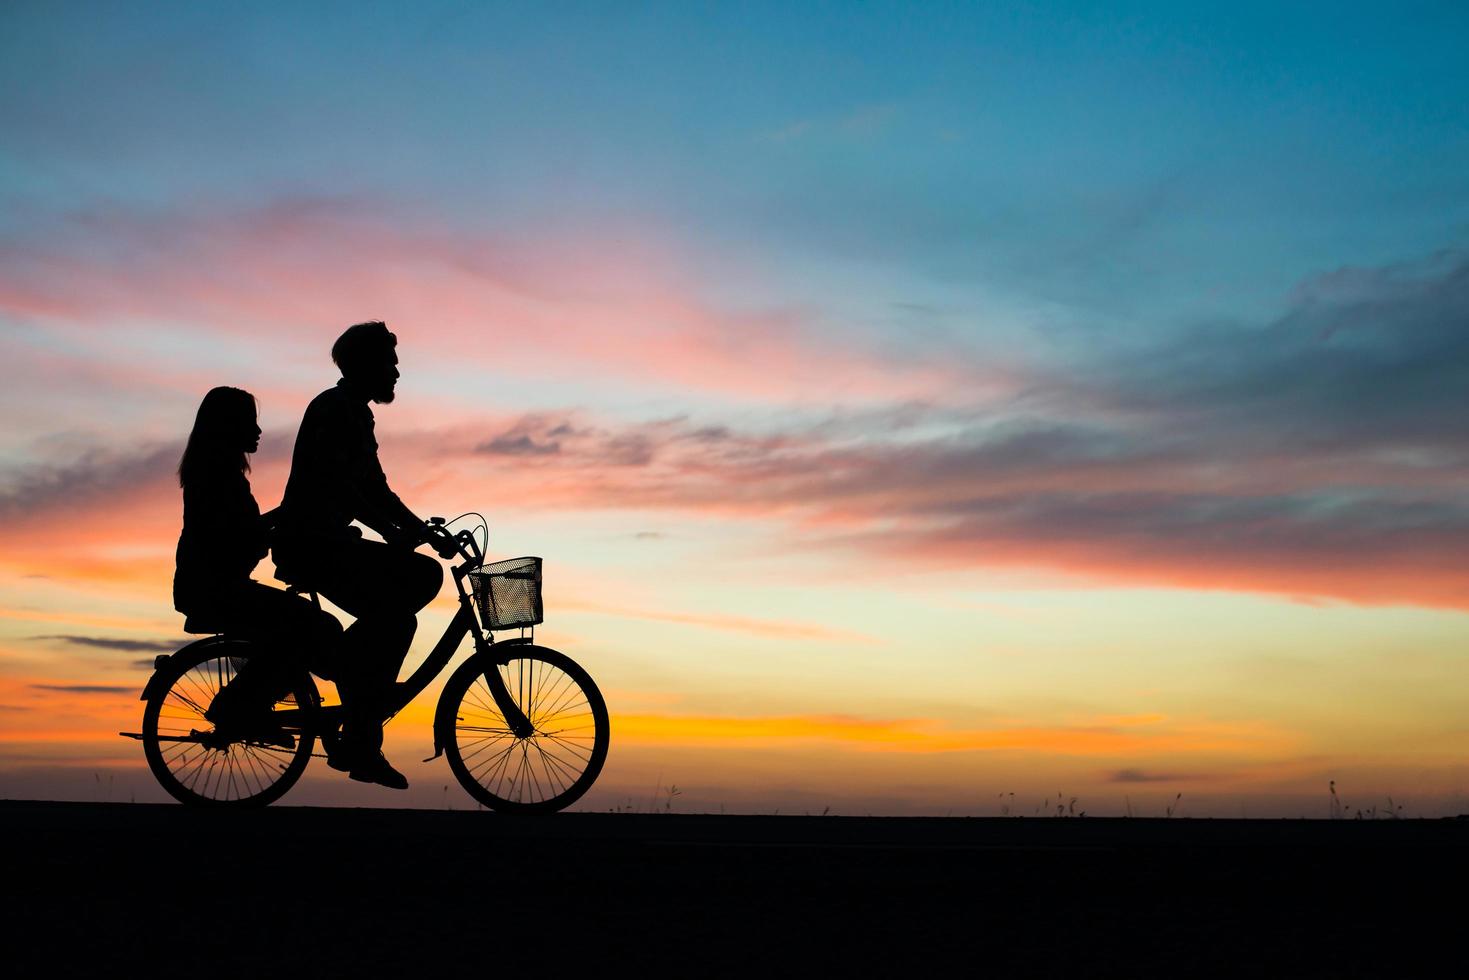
[2,800,1464,976]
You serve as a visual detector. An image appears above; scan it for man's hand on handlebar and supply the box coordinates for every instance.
[423,522,462,560]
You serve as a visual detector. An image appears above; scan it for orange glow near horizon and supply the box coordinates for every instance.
[611,711,1298,756]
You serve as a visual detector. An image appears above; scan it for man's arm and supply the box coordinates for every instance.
[296,392,426,546]
[352,452,427,547]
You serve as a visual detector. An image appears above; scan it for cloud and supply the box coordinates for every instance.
[18,390,1461,609]
[0,196,992,405]
[32,635,182,653]
[1108,768,1208,783]
[442,388,1469,606]
[30,684,134,694]
[0,431,292,531]
[470,414,775,471]
[7,389,1469,609]
[477,433,561,456]
[0,442,181,524]
[3,223,1465,610]
[1092,249,1469,461]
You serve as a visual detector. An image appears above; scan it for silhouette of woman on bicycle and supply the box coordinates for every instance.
[173,387,342,741]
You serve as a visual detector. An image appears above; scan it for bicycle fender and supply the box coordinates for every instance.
[139,636,236,702]
[139,665,168,703]
[428,666,462,761]
[430,652,497,760]
[429,654,480,760]
[429,643,552,759]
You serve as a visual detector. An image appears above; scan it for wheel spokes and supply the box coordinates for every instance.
[151,652,309,804]
[454,656,602,806]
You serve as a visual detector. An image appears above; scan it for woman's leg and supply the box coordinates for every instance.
[214,581,342,709]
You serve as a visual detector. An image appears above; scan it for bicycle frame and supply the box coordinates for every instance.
[391,546,537,753]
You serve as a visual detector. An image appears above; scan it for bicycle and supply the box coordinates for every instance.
[121,516,610,812]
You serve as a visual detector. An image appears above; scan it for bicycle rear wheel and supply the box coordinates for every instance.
[142,638,318,807]
[441,646,609,813]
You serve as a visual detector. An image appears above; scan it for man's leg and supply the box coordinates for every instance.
[308,539,443,769]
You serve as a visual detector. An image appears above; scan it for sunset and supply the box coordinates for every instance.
[4,1,1468,830]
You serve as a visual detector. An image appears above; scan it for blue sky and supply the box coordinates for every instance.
[6,1,1467,325]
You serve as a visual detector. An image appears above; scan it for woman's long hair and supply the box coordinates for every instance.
[178,386,257,487]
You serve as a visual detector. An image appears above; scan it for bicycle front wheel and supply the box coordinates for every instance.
[441,646,609,813]
[141,638,318,807]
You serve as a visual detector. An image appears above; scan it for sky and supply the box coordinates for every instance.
[2,0,1469,817]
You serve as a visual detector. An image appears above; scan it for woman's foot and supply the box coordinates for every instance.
[206,685,295,748]
[349,752,409,790]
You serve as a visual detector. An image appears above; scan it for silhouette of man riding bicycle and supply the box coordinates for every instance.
[128,321,609,810]
[273,321,449,788]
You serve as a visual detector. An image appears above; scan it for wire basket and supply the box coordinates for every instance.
[469,557,543,631]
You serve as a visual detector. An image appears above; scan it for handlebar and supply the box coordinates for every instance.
[424,517,484,568]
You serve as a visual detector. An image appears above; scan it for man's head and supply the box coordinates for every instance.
[332,320,399,403]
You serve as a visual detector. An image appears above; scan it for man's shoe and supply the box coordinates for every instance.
[349,752,409,790]
[325,740,354,772]
[331,721,380,772]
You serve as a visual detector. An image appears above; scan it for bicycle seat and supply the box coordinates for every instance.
[182,614,226,635]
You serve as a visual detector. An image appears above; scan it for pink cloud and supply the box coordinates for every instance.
[6,402,1469,613]
[0,198,1013,406]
